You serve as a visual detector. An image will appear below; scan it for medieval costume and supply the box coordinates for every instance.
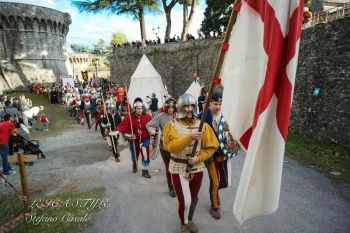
[49,87,58,104]
[80,95,92,129]
[146,96,177,197]
[117,98,153,178]
[198,91,231,219]
[101,108,122,162]
[162,94,218,233]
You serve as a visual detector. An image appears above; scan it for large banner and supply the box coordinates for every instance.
[60,75,74,88]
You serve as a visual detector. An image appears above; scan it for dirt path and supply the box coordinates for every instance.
[4,125,350,233]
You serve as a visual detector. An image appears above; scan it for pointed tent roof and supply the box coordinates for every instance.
[128,55,168,107]
[185,80,202,102]
[185,80,202,114]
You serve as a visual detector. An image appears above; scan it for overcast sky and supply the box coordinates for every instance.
[3,0,206,50]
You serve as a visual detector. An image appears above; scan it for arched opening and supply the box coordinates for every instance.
[24,17,33,30]
[61,24,65,34]
[33,18,40,31]
[47,20,53,33]
[57,22,61,34]
[40,19,47,32]
[53,21,57,33]
[0,15,9,29]
[8,15,18,29]
[17,16,25,30]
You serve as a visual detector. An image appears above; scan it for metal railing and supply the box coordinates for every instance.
[309,2,350,27]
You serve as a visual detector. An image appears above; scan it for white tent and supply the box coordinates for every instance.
[185,80,202,114]
[185,80,202,102]
[128,54,168,107]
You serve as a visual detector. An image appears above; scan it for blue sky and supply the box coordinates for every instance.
[4,0,206,51]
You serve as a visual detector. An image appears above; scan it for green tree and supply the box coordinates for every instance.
[107,32,128,55]
[201,0,312,38]
[92,38,108,55]
[200,0,232,38]
[161,0,179,41]
[305,0,311,8]
[70,43,90,53]
[72,0,159,42]
[111,32,128,45]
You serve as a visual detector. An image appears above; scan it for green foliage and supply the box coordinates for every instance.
[104,58,111,67]
[70,43,90,53]
[305,0,311,8]
[110,32,128,45]
[178,0,198,5]
[72,0,159,40]
[107,32,128,58]
[200,0,232,37]
[0,194,22,226]
[286,132,350,181]
[91,38,108,55]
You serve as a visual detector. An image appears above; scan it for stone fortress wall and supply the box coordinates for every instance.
[111,17,350,147]
[69,53,89,80]
[68,53,110,81]
[0,2,71,93]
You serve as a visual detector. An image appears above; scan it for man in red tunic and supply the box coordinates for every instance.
[117,98,153,178]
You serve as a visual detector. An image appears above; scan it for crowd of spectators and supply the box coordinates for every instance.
[0,95,46,133]
[111,32,222,49]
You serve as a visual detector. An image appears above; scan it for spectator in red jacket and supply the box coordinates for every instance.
[0,114,17,175]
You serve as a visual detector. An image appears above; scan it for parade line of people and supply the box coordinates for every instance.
[0,76,239,233]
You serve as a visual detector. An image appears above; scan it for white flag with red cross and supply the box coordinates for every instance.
[220,0,304,223]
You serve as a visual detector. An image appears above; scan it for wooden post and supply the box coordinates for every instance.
[18,152,29,213]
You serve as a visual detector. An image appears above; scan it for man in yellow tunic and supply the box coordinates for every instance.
[163,93,219,233]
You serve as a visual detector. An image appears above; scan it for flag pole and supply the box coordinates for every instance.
[124,85,138,170]
[188,0,242,169]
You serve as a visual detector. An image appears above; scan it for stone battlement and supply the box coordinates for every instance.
[0,2,72,93]
[0,2,71,36]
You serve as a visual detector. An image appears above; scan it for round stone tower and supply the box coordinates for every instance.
[0,2,72,93]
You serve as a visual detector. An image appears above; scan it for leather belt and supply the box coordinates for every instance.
[170,156,188,164]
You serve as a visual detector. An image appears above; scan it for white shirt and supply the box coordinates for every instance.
[24,106,40,118]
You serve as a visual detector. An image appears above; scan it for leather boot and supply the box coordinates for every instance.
[188,198,199,233]
[210,208,221,219]
[188,221,198,233]
[132,161,137,173]
[142,169,151,178]
[180,224,190,233]
[115,153,120,162]
[168,185,176,197]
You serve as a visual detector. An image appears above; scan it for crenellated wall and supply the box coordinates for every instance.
[0,2,71,93]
